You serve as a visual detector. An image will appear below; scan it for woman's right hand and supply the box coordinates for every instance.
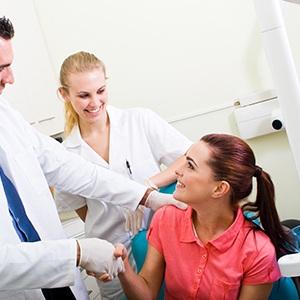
[113,243,127,262]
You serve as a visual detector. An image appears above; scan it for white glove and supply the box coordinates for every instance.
[144,190,188,212]
[143,178,159,191]
[124,205,146,235]
[77,238,124,278]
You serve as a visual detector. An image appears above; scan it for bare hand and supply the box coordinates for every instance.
[90,271,112,282]
[114,243,127,261]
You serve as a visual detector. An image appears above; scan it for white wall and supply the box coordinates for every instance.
[0,0,65,135]
[30,0,300,220]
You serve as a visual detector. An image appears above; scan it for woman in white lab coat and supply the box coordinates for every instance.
[54,51,193,300]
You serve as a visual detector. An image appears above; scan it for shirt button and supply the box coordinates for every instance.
[193,283,198,289]
[16,218,19,223]
[223,284,230,291]
[202,254,207,260]
[197,268,203,274]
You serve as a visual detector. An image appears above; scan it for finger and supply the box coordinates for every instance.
[137,210,143,231]
[96,273,111,281]
[132,212,138,235]
[114,243,124,257]
[114,243,128,260]
[86,271,96,276]
[173,200,188,210]
[129,211,134,232]
[124,212,130,232]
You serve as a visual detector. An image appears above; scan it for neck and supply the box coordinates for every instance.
[79,112,109,138]
[78,112,110,163]
[192,206,236,244]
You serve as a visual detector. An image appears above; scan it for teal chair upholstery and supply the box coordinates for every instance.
[131,182,177,300]
[269,277,299,299]
[244,213,299,299]
[132,230,148,272]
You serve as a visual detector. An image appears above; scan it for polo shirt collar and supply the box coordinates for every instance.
[180,206,198,243]
[180,206,246,252]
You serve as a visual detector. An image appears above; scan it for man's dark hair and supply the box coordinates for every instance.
[0,16,14,39]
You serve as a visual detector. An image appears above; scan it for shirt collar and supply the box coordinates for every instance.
[180,206,247,252]
[180,206,198,243]
[62,125,108,166]
[63,125,82,149]
[209,207,245,252]
[64,105,124,149]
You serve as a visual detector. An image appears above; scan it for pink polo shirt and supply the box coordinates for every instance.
[147,206,281,300]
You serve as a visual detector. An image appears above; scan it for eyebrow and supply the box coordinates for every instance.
[76,85,106,94]
[0,63,11,69]
[186,156,198,168]
[97,85,106,91]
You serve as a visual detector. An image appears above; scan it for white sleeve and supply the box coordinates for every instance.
[141,108,193,166]
[0,239,77,290]
[54,189,87,213]
[27,126,147,211]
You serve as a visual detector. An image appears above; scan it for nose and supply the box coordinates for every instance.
[175,164,184,177]
[2,66,14,85]
[90,95,101,107]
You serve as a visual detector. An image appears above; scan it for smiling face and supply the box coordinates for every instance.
[0,37,14,95]
[174,140,220,207]
[63,68,108,125]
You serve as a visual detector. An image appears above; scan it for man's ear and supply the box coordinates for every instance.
[212,181,230,198]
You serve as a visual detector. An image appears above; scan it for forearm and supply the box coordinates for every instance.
[47,144,147,210]
[150,156,186,188]
[0,239,77,290]
[118,260,155,300]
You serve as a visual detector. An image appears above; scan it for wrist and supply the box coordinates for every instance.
[140,188,153,206]
[76,240,81,266]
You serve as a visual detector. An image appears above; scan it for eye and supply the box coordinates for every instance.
[188,161,194,169]
[97,87,106,94]
[78,93,89,98]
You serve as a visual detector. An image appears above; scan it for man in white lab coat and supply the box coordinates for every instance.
[0,16,186,299]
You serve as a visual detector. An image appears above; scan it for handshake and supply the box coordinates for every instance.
[77,238,124,279]
[76,181,187,278]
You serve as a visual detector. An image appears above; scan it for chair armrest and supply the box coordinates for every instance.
[279,253,300,277]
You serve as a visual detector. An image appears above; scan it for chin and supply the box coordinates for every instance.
[173,190,183,202]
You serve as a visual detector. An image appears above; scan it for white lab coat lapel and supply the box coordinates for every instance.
[106,106,130,176]
[65,125,109,168]
[64,107,131,177]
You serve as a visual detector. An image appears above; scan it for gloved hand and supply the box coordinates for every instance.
[77,238,124,279]
[124,205,146,235]
[144,190,188,212]
[143,178,159,191]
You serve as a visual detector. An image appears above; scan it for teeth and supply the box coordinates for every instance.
[88,107,100,113]
[177,182,185,187]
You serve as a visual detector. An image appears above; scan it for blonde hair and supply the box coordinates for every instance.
[59,51,107,136]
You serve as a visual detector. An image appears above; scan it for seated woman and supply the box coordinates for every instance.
[110,133,290,300]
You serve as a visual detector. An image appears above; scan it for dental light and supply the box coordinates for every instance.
[284,0,300,4]
[253,0,300,182]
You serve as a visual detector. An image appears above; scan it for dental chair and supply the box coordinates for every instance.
[131,183,175,300]
[242,216,300,299]
[274,219,300,299]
